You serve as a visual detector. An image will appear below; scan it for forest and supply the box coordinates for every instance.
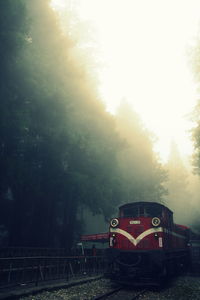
[0,0,200,251]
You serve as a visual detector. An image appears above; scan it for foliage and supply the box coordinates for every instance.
[191,101,200,175]
[190,36,200,175]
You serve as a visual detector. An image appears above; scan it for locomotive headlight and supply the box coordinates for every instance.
[152,217,161,227]
[154,233,159,239]
[110,218,119,228]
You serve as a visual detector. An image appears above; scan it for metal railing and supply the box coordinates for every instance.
[0,255,107,288]
[0,247,69,258]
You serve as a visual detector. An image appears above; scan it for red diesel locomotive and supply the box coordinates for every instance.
[107,201,190,284]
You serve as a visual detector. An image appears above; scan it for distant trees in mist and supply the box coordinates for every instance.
[115,102,167,204]
[0,0,167,249]
[163,141,200,228]
[164,142,192,225]
[188,36,200,230]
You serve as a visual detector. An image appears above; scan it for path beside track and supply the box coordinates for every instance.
[0,275,103,300]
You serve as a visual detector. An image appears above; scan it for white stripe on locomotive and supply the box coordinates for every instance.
[110,227,187,246]
[110,227,163,246]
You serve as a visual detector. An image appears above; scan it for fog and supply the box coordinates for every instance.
[0,0,200,250]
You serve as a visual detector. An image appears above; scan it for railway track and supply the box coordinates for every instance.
[93,287,123,299]
[93,287,147,300]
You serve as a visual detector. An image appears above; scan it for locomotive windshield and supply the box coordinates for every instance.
[120,203,162,218]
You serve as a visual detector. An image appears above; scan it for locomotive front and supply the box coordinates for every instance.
[107,201,189,284]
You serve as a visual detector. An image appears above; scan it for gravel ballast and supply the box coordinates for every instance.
[19,276,200,300]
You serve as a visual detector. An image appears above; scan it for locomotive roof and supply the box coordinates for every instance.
[119,201,173,214]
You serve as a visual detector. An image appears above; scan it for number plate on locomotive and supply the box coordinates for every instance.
[129,220,140,224]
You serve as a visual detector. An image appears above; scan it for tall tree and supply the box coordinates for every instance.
[115,101,167,204]
[0,0,29,245]
[0,0,122,249]
[164,142,192,224]
[191,101,200,175]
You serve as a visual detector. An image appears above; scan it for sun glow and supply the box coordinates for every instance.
[51,0,200,163]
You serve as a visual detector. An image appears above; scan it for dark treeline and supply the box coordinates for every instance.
[0,0,167,250]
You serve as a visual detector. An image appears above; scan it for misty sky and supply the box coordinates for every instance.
[51,0,200,163]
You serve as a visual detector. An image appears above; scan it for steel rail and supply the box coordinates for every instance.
[130,289,147,300]
[92,288,147,300]
[92,287,123,299]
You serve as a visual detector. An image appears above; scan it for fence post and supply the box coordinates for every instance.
[69,262,74,278]
[7,262,12,283]
[35,261,40,286]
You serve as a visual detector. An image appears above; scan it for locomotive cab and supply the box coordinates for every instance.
[119,202,163,219]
